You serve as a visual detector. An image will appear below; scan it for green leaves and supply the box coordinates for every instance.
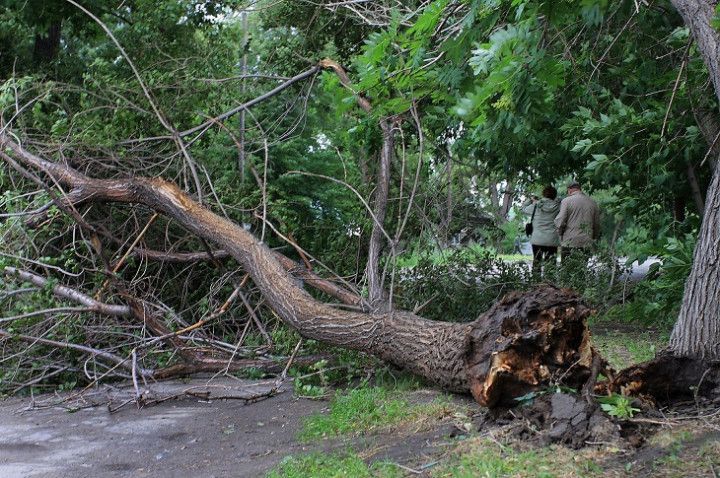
[598,394,640,419]
[713,5,720,31]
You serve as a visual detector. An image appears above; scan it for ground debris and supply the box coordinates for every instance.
[20,377,286,413]
[476,392,649,449]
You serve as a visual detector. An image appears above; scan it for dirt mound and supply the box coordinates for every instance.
[477,392,651,449]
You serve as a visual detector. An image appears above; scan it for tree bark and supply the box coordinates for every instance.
[669,0,720,359]
[488,179,515,225]
[367,119,394,311]
[499,179,515,221]
[671,1,720,106]
[0,135,595,406]
[693,106,719,171]
[488,182,501,220]
[318,59,392,312]
[604,353,720,403]
[33,22,62,64]
[686,160,705,215]
[670,172,720,358]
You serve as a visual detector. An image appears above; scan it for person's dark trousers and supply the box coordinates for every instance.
[532,244,558,278]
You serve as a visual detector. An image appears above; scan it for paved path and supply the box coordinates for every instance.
[0,379,326,478]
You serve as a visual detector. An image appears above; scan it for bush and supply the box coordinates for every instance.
[395,247,529,322]
[623,234,694,327]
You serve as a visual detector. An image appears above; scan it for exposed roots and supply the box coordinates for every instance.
[464,286,594,407]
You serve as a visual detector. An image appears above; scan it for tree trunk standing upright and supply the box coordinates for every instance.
[669,0,720,358]
[238,10,248,184]
[33,22,62,64]
[488,179,515,225]
[316,60,394,312]
[367,119,394,311]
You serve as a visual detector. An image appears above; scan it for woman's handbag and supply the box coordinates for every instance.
[525,203,537,237]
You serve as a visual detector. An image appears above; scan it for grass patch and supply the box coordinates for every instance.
[629,427,720,477]
[590,300,677,329]
[267,452,402,478]
[299,386,455,441]
[396,244,502,269]
[497,254,530,262]
[435,425,720,478]
[433,439,601,477]
[591,329,668,369]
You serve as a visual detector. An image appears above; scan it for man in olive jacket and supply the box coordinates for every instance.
[554,181,600,260]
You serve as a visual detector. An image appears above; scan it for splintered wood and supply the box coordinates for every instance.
[464,287,595,407]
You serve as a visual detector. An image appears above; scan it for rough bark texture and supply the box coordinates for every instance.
[1,136,596,405]
[694,107,720,171]
[367,119,394,311]
[671,1,720,106]
[670,0,720,359]
[670,170,720,358]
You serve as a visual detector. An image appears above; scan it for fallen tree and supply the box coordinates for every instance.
[1,133,602,407]
[3,133,720,408]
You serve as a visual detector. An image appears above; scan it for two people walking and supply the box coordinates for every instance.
[522,181,600,276]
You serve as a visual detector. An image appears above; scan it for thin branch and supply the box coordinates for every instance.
[4,266,131,317]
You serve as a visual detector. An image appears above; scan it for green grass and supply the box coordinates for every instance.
[591,329,668,369]
[267,452,402,478]
[299,386,454,441]
[434,440,601,477]
[272,397,719,478]
[633,428,720,477]
[497,254,530,262]
[395,244,501,268]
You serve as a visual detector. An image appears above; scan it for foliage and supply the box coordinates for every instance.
[396,247,530,322]
[598,394,641,419]
[592,233,695,328]
[292,359,331,398]
[0,0,717,393]
[632,234,696,322]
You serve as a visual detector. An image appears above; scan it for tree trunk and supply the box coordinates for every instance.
[685,160,705,215]
[693,106,719,172]
[488,179,514,225]
[671,1,720,105]
[1,135,595,407]
[33,22,62,64]
[488,182,501,221]
[499,179,515,221]
[670,172,720,358]
[367,119,394,311]
[672,195,686,223]
[670,0,720,359]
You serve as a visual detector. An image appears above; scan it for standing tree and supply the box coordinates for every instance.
[668,0,720,359]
